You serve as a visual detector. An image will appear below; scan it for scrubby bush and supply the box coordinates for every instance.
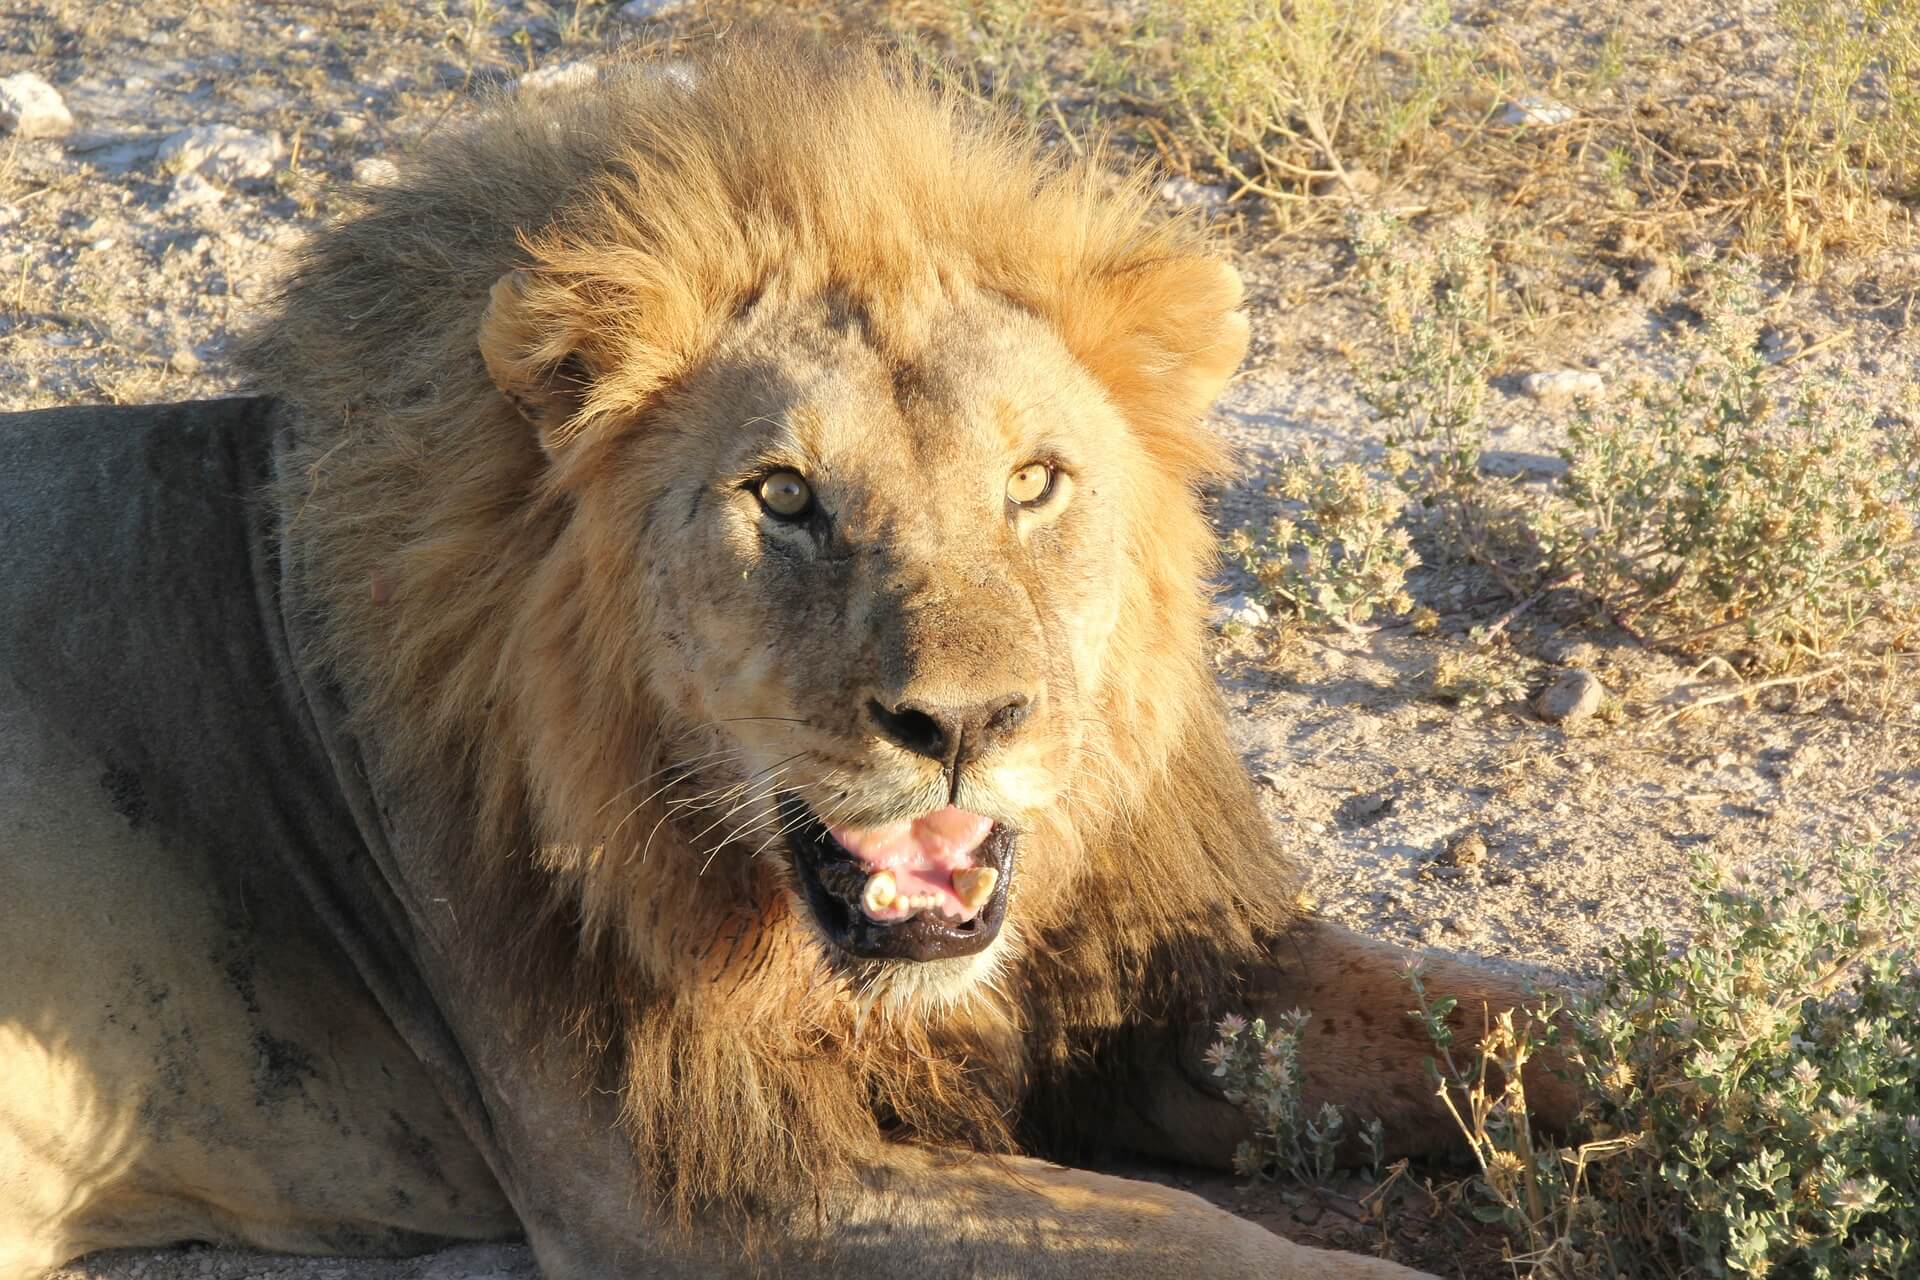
[1225,448,1419,630]
[1415,842,1920,1278]
[1205,1009,1386,1185]
[1549,264,1919,666]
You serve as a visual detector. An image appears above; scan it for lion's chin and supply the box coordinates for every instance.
[778,796,1015,964]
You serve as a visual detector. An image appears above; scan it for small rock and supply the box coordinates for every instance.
[519,61,598,92]
[0,72,73,139]
[617,0,687,19]
[158,124,283,182]
[1212,593,1270,629]
[169,348,202,375]
[1158,176,1229,212]
[1540,635,1601,668]
[1437,830,1487,868]
[165,171,224,211]
[1497,97,1574,128]
[1632,258,1674,300]
[1535,668,1606,724]
[1521,369,1604,402]
[352,156,400,186]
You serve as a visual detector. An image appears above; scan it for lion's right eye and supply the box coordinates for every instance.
[756,470,815,521]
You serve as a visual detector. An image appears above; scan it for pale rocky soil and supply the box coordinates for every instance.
[5,0,1915,1276]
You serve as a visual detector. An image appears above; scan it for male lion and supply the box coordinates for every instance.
[0,42,1570,1280]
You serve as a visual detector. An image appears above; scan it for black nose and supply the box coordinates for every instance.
[867,692,1033,765]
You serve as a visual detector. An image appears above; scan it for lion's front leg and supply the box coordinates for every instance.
[1105,918,1581,1169]
[526,1141,1432,1280]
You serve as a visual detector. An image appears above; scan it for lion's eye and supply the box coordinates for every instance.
[756,470,814,520]
[1007,461,1054,507]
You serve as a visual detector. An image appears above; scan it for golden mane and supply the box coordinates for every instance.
[241,37,1298,1226]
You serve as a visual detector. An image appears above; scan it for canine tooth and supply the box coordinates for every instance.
[952,866,998,913]
[861,870,897,915]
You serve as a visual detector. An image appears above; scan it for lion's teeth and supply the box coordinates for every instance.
[861,870,898,916]
[952,866,998,913]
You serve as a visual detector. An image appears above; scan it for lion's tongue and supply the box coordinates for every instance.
[829,807,995,924]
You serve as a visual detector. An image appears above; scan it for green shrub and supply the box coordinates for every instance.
[1416,842,1920,1278]
[1205,1009,1386,1184]
[1549,264,1919,666]
[1225,448,1419,630]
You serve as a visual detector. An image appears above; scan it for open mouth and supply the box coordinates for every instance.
[779,797,1015,963]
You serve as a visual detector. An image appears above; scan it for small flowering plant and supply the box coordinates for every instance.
[1224,449,1419,631]
[1414,840,1920,1277]
[1204,1009,1385,1184]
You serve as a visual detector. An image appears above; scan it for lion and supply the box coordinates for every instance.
[0,40,1573,1280]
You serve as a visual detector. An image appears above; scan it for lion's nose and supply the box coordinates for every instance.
[867,692,1033,765]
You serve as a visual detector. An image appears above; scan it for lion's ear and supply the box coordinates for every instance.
[478,269,601,450]
[1064,257,1250,480]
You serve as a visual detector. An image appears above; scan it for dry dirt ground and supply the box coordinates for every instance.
[4,0,1916,1277]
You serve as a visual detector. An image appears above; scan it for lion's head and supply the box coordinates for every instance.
[247,37,1293,1214]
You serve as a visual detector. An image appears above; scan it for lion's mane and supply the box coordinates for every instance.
[241,38,1300,1227]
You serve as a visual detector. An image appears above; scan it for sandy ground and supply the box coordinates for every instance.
[5,0,1915,1276]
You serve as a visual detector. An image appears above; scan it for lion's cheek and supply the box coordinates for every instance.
[1065,592,1121,695]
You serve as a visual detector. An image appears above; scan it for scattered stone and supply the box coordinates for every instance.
[1497,97,1574,128]
[1520,368,1604,402]
[1535,668,1606,724]
[1158,176,1229,212]
[352,156,400,186]
[1437,829,1487,868]
[519,61,598,92]
[1540,635,1601,667]
[158,124,284,182]
[165,171,224,211]
[617,0,688,19]
[1212,593,1270,629]
[169,348,202,375]
[0,72,74,139]
[1632,257,1674,300]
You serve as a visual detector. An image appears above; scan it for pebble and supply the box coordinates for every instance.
[0,72,74,139]
[1633,258,1675,300]
[1535,668,1606,724]
[165,171,224,211]
[617,0,688,19]
[519,61,598,92]
[1521,369,1604,402]
[169,348,202,374]
[1212,593,1270,629]
[1497,97,1574,128]
[1158,176,1230,212]
[158,124,284,182]
[1437,829,1487,868]
[352,156,400,186]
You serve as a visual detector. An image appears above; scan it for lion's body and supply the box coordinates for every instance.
[0,42,1571,1280]
[0,401,512,1277]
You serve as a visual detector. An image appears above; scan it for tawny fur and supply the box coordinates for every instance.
[240,39,1297,1229]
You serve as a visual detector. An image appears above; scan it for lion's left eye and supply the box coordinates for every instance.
[1007,462,1054,507]
[756,469,815,520]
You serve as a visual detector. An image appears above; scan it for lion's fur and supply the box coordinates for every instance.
[239,38,1300,1226]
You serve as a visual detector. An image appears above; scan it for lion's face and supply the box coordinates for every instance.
[589,287,1141,984]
